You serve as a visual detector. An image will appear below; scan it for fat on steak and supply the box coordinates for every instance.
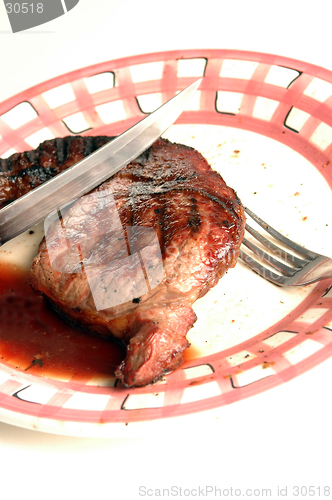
[28,136,246,387]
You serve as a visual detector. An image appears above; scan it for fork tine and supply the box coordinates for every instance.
[244,207,317,260]
[239,249,289,285]
[245,223,305,268]
[242,237,298,276]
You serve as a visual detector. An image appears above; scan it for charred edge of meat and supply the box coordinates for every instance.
[0,135,114,173]
[0,136,116,206]
[165,138,196,152]
[0,137,195,205]
[16,165,57,186]
[118,363,174,388]
[1,143,42,173]
[1,155,14,172]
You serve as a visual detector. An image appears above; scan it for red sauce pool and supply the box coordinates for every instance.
[0,263,125,382]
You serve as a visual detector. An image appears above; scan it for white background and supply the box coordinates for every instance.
[0,1,332,499]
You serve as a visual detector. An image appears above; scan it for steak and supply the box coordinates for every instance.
[0,136,111,206]
[28,136,245,387]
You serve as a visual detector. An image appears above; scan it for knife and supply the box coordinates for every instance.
[0,78,201,246]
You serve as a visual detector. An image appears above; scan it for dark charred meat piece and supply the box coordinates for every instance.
[0,136,112,206]
[29,137,245,387]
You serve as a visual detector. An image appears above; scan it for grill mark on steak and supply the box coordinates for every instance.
[0,135,113,207]
[26,136,246,387]
[183,187,240,219]
[55,137,66,165]
[26,148,40,164]
[188,196,201,232]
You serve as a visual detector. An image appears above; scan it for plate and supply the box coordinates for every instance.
[0,49,332,437]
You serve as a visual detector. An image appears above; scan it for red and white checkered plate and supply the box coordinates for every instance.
[0,50,331,437]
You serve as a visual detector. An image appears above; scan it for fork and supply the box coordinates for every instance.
[239,207,332,286]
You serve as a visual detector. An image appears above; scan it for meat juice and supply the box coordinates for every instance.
[0,263,124,381]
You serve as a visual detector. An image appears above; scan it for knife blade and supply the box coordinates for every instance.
[0,78,201,246]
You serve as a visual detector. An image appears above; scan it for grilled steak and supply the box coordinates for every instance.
[0,136,111,206]
[28,136,245,387]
